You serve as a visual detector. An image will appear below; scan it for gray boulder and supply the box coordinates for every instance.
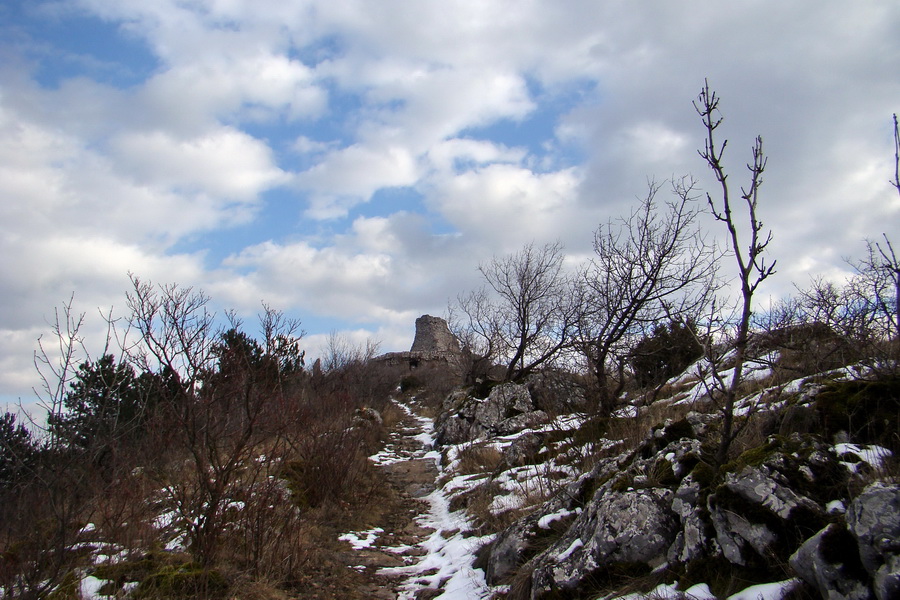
[668,472,713,565]
[525,371,589,413]
[847,483,900,600]
[530,488,676,598]
[502,432,546,468]
[483,472,594,585]
[434,416,482,446]
[790,524,873,600]
[708,465,825,566]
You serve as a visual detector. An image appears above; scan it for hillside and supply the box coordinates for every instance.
[2,310,898,600]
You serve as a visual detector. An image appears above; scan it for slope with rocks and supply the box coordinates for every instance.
[16,321,899,600]
[409,360,900,600]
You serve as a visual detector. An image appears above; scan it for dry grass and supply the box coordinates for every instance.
[463,480,538,534]
[379,401,408,430]
[455,443,505,475]
[644,399,698,429]
[604,413,652,451]
[729,414,775,459]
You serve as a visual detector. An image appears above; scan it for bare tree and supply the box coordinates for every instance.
[694,81,777,466]
[790,116,900,376]
[455,241,577,382]
[320,330,380,372]
[125,276,307,568]
[892,113,900,196]
[125,274,218,398]
[853,236,900,345]
[4,297,134,599]
[33,295,88,434]
[575,178,717,412]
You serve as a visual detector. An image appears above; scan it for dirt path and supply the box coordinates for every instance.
[334,398,446,599]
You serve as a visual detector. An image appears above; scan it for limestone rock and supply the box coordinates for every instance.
[790,524,874,600]
[434,417,482,446]
[708,465,825,566]
[484,510,544,585]
[483,473,592,585]
[668,472,713,565]
[433,383,550,445]
[529,488,676,598]
[525,371,589,413]
[847,483,900,600]
[502,433,546,468]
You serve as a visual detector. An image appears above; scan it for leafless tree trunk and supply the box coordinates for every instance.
[694,81,776,467]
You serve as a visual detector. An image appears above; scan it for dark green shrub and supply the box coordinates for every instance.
[814,377,900,450]
[0,412,37,487]
[631,321,703,389]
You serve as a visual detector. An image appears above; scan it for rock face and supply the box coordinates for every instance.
[480,426,868,599]
[530,488,677,596]
[410,315,460,353]
[847,484,900,600]
[433,383,550,446]
[790,524,873,600]
[789,484,900,600]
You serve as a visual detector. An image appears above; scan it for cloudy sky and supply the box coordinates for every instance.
[2,1,898,410]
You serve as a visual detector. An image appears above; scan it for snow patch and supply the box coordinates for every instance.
[339,527,384,550]
[537,507,582,530]
[834,443,893,472]
[727,578,801,600]
[556,538,583,561]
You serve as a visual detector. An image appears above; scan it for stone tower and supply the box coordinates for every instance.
[410,315,460,353]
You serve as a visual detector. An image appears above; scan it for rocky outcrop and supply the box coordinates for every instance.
[483,471,595,585]
[530,487,676,596]
[433,383,550,446]
[481,425,868,599]
[789,484,900,600]
[790,524,873,600]
[847,483,900,600]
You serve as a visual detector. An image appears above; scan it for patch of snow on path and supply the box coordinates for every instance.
[377,398,494,599]
[338,527,384,550]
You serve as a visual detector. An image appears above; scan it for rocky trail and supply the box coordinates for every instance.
[334,398,487,600]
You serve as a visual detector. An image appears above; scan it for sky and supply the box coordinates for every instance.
[1,1,899,412]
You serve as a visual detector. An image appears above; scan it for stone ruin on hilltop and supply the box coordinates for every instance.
[373,315,464,378]
[410,315,460,354]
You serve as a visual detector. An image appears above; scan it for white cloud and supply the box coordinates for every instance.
[1,0,899,404]
[110,127,288,200]
[427,138,526,172]
[429,164,584,250]
[138,53,327,128]
[298,144,420,218]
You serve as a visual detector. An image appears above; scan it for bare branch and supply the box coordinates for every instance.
[694,82,776,466]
